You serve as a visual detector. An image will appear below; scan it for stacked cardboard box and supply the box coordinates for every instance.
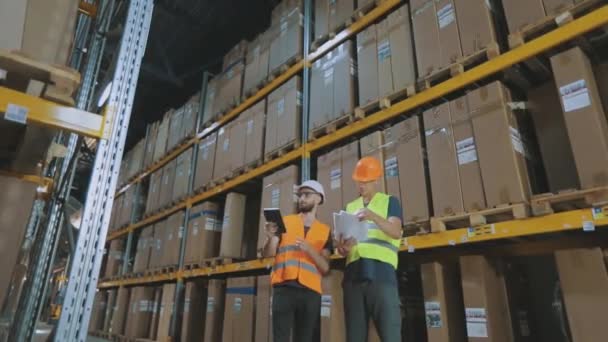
[103,289,117,333]
[219,193,248,259]
[222,277,256,342]
[148,221,166,270]
[310,41,356,134]
[162,211,185,267]
[181,95,200,140]
[168,107,185,152]
[204,280,226,342]
[265,76,302,156]
[255,275,272,342]
[550,47,608,189]
[143,121,159,169]
[156,283,177,341]
[109,287,130,335]
[314,0,355,42]
[555,248,608,342]
[146,170,162,215]
[269,0,304,75]
[460,255,514,342]
[133,226,153,273]
[125,286,155,339]
[357,4,416,106]
[411,0,499,78]
[148,287,162,340]
[213,126,232,182]
[202,78,219,127]
[257,165,299,254]
[181,280,207,342]
[359,131,387,192]
[321,270,346,342]
[184,202,221,265]
[421,262,466,342]
[244,33,271,95]
[502,0,577,35]
[242,100,266,167]
[172,148,193,201]
[104,239,125,278]
[158,160,177,208]
[194,132,218,191]
[153,111,172,163]
[89,291,107,332]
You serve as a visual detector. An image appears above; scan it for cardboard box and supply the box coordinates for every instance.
[168,107,184,152]
[266,76,302,155]
[503,261,536,341]
[202,78,219,125]
[411,0,441,77]
[555,248,608,342]
[469,82,531,207]
[451,97,486,212]
[204,280,226,342]
[460,256,514,342]
[337,0,354,29]
[421,262,466,342]
[148,220,166,269]
[89,291,107,332]
[103,289,117,332]
[143,122,159,169]
[341,141,360,208]
[156,283,177,341]
[109,287,130,335]
[148,287,162,340]
[359,131,387,192]
[194,132,217,191]
[230,117,247,173]
[146,170,161,214]
[269,4,303,75]
[218,62,245,112]
[181,280,207,342]
[214,126,231,182]
[219,193,247,258]
[185,202,220,264]
[424,103,464,217]
[385,117,430,222]
[550,47,608,189]
[244,100,266,166]
[317,147,343,227]
[243,34,270,95]
[162,211,185,267]
[357,24,379,105]
[377,18,393,98]
[526,81,579,192]
[222,277,256,342]
[321,270,345,342]
[104,239,125,278]
[125,286,155,338]
[255,275,272,342]
[172,148,193,202]
[223,40,248,72]
[315,0,329,41]
[435,0,462,67]
[333,41,356,121]
[453,0,498,57]
[154,112,171,163]
[129,140,146,178]
[133,227,153,273]
[388,4,417,91]
[158,160,177,208]
[180,97,199,140]
[502,0,546,34]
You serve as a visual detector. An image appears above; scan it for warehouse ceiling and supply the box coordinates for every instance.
[99,0,279,149]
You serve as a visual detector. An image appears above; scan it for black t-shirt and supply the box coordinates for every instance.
[343,196,403,286]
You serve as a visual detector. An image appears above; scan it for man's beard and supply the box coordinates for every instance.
[297,202,314,213]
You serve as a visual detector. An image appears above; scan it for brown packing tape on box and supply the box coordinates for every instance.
[204,280,226,342]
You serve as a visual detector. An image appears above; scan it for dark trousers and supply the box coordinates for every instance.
[343,281,402,342]
[272,286,321,342]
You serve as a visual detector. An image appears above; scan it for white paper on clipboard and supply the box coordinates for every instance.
[333,211,368,242]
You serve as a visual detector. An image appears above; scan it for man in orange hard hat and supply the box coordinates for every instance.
[337,156,403,342]
[262,180,332,342]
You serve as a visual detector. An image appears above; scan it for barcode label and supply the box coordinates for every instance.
[5,104,28,124]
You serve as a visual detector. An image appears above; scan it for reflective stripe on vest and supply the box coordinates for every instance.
[270,215,330,294]
[345,192,400,269]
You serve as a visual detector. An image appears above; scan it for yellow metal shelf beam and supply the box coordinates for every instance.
[113,1,402,198]
[0,170,53,188]
[98,207,608,288]
[0,87,104,138]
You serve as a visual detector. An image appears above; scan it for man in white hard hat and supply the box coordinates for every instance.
[262,180,332,342]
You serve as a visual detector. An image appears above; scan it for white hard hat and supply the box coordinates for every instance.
[296,180,325,204]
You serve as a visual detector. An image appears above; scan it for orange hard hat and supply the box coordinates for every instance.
[352,156,383,182]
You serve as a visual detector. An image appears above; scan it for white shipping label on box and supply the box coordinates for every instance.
[5,104,28,124]
[277,98,285,117]
[425,301,442,328]
[184,298,191,313]
[179,225,185,238]
[205,217,216,231]
[192,222,199,235]
[271,188,281,208]
[509,126,525,156]
[207,297,215,313]
[330,168,342,189]
[324,68,334,86]
[559,79,591,112]
[247,119,254,135]
[518,310,531,337]
[222,215,230,231]
[233,297,242,313]
[384,157,399,177]
[223,138,230,151]
[377,40,391,62]
[437,3,456,29]
[457,137,478,165]
[321,295,332,317]
[139,300,150,312]
[466,308,489,338]
[297,91,303,106]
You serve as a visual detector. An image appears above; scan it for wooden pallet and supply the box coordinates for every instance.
[231,159,263,177]
[183,262,203,271]
[201,257,242,267]
[508,0,605,49]
[403,219,431,236]
[531,186,608,216]
[268,55,303,80]
[264,141,300,162]
[430,203,529,232]
[0,50,80,105]
[309,112,363,141]
[311,17,354,51]
[354,85,416,118]
[417,43,500,91]
[243,78,269,100]
[352,0,384,20]
[149,265,177,275]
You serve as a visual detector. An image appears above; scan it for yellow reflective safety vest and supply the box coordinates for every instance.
[270,215,330,294]
[345,192,400,269]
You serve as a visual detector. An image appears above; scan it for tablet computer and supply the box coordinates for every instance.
[263,208,287,235]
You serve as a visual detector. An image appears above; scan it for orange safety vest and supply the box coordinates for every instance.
[270,214,330,294]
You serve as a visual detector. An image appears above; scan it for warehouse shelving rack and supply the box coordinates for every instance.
[84,0,608,339]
